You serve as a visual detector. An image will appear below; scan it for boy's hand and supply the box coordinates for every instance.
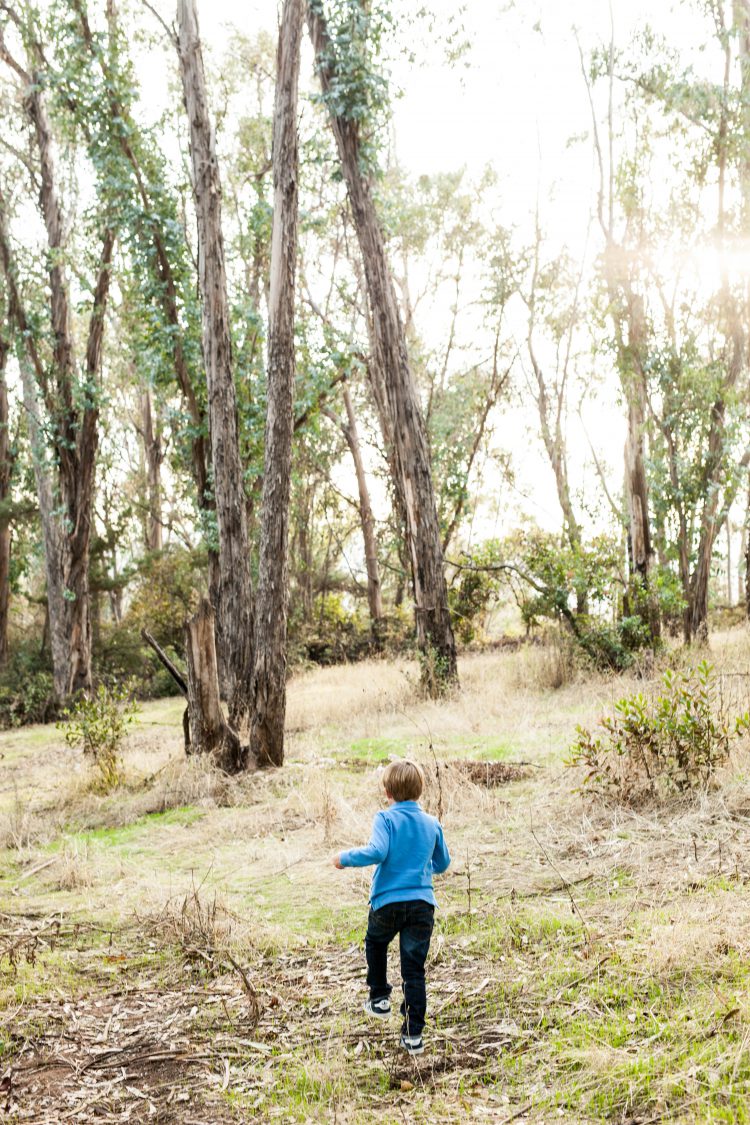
[332,854,344,869]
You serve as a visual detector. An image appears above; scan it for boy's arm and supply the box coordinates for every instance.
[339,812,390,867]
[431,824,451,874]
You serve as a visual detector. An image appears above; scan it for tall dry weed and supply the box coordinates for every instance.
[0,785,35,849]
[510,634,579,692]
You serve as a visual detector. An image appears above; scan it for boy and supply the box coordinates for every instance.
[333,759,450,1056]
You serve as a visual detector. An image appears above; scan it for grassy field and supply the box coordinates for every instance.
[3,636,750,1122]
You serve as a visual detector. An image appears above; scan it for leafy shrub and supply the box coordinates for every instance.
[418,641,457,698]
[0,641,55,728]
[125,547,204,649]
[93,623,186,700]
[292,596,413,666]
[449,545,500,644]
[58,681,141,794]
[576,615,652,672]
[568,661,749,804]
[452,530,659,670]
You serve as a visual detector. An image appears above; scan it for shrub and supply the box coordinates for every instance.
[0,641,55,728]
[568,661,749,804]
[58,680,141,794]
[291,596,412,666]
[125,547,204,649]
[93,623,186,700]
[451,530,656,670]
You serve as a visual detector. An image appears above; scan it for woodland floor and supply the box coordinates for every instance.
[3,636,750,1122]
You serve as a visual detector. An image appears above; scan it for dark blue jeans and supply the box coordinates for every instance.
[365,899,435,1037]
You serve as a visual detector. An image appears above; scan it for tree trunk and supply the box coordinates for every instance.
[177,0,253,713]
[611,281,661,644]
[683,9,747,644]
[0,122,112,700]
[0,334,11,666]
[742,482,750,617]
[338,384,383,624]
[19,358,67,691]
[308,4,458,693]
[297,483,315,623]
[71,1,220,626]
[184,599,246,772]
[249,0,304,768]
[0,186,65,682]
[141,388,163,552]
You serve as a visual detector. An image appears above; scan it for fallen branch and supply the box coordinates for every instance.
[141,629,188,697]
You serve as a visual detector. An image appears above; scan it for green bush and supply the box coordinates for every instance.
[449,552,499,644]
[58,680,141,794]
[568,661,749,804]
[451,530,661,670]
[124,547,204,649]
[0,642,55,728]
[93,623,185,700]
[291,596,413,666]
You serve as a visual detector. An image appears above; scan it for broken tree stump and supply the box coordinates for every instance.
[184,599,247,773]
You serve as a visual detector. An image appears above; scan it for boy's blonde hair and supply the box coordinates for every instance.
[382,759,424,802]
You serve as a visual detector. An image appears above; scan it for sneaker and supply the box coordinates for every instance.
[400,1033,424,1055]
[363,998,391,1019]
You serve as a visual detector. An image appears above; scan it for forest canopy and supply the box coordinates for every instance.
[0,0,748,763]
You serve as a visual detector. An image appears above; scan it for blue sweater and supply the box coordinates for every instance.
[340,800,451,911]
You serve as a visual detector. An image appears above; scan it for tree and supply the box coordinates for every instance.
[137,386,164,553]
[249,0,305,766]
[582,33,661,644]
[176,0,253,716]
[67,0,217,602]
[0,284,12,665]
[599,4,750,641]
[0,14,115,697]
[308,0,458,691]
[324,382,383,625]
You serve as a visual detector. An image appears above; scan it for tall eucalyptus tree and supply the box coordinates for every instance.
[176,0,253,716]
[308,0,458,692]
[249,0,305,766]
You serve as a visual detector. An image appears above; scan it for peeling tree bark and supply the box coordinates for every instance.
[0,186,67,685]
[0,330,11,666]
[308,3,458,692]
[176,0,254,713]
[249,0,304,767]
[184,598,246,772]
[325,383,383,625]
[140,388,163,552]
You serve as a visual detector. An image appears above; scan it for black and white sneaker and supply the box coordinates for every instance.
[363,998,391,1019]
[400,1033,424,1055]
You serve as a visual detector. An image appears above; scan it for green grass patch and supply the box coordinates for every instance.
[344,734,516,763]
[346,737,413,762]
[47,805,204,851]
[243,876,364,944]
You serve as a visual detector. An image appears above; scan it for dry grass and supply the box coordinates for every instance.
[3,633,750,1121]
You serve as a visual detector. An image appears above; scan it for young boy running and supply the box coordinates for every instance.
[333,760,451,1055]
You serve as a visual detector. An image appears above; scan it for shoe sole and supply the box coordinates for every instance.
[402,1045,424,1055]
[363,1004,391,1019]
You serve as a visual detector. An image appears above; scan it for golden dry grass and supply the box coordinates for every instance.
[3,633,750,1121]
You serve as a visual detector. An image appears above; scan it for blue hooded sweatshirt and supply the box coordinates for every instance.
[340,800,451,911]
